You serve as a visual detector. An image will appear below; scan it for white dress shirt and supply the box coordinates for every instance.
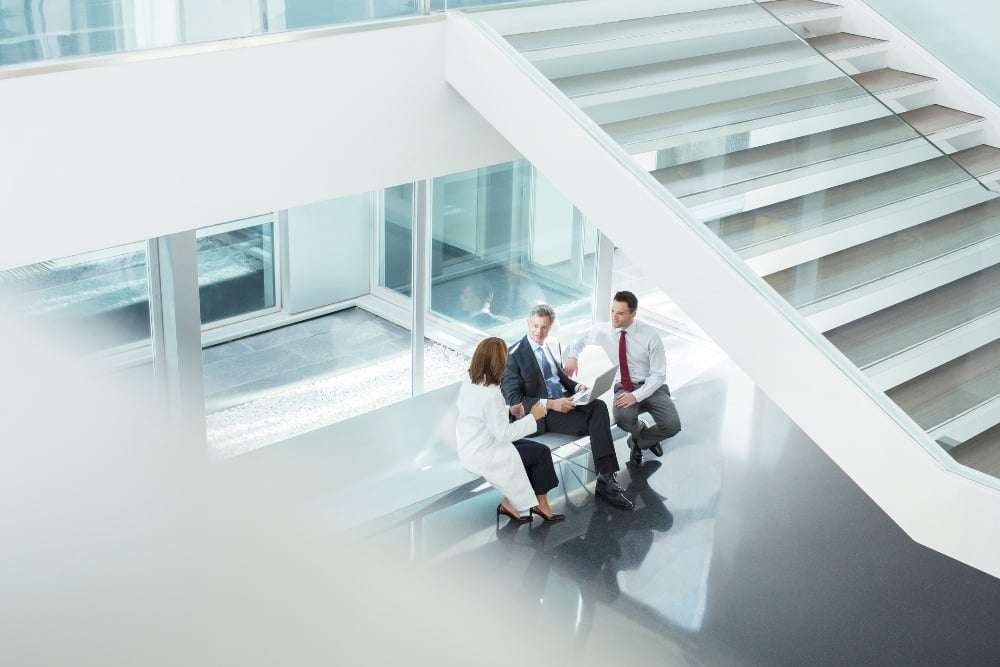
[565,319,666,402]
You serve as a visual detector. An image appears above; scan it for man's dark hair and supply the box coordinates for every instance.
[613,290,638,313]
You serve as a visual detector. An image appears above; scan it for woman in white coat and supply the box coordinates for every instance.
[457,337,565,525]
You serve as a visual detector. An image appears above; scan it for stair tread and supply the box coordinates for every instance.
[505,1,841,52]
[654,115,915,199]
[708,156,971,252]
[852,67,935,94]
[900,104,985,135]
[762,0,844,20]
[888,337,1000,432]
[806,32,887,56]
[553,40,814,98]
[953,145,1000,178]
[506,5,776,52]
[951,423,1000,477]
[827,262,1000,370]
[764,198,1000,308]
[602,76,872,147]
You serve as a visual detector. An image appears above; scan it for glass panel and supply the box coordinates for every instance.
[0,0,423,68]
[429,160,596,341]
[0,241,150,353]
[0,0,125,66]
[380,183,414,296]
[432,0,534,9]
[283,0,418,30]
[197,216,276,325]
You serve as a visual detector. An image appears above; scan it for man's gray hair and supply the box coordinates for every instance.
[528,303,556,322]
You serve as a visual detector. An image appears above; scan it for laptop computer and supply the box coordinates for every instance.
[571,365,618,406]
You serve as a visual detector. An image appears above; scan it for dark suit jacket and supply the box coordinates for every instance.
[502,336,579,416]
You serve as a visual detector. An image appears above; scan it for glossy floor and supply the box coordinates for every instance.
[363,359,1000,665]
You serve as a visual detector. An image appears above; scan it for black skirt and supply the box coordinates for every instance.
[513,439,559,495]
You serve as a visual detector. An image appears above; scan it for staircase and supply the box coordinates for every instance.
[472,0,1000,478]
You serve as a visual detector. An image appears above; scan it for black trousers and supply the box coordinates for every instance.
[513,439,559,495]
[539,401,620,475]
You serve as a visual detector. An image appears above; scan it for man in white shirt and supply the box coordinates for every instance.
[564,291,681,466]
[502,304,632,509]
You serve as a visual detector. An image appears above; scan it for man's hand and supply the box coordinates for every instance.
[510,403,525,419]
[530,402,548,421]
[548,398,575,413]
[614,392,638,409]
[564,357,579,377]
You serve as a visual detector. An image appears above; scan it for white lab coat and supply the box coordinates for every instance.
[455,379,539,512]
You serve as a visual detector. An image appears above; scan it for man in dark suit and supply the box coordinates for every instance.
[502,304,631,509]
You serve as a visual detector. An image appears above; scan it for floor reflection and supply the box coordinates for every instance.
[362,356,1000,665]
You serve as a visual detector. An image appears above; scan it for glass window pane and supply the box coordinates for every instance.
[429,161,596,340]
[380,183,414,296]
[196,217,277,325]
[0,242,151,353]
[284,0,418,29]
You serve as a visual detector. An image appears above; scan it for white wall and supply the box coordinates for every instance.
[0,16,518,271]
[863,0,1000,107]
[284,193,371,313]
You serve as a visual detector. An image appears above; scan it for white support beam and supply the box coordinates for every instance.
[148,231,207,458]
[411,180,431,396]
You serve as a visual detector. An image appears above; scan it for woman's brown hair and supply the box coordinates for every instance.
[468,337,508,386]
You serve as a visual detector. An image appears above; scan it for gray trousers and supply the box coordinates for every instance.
[613,383,681,449]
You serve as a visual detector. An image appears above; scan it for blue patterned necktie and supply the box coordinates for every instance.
[535,346,564,399]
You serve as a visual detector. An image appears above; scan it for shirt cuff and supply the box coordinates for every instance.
[631,386,650,402]
[538,398,548,407]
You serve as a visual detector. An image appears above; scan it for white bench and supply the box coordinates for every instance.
[221,382,609,533]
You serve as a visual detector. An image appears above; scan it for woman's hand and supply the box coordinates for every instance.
[530,402,547,421]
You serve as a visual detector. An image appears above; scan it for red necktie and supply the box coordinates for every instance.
[619,330,634,391]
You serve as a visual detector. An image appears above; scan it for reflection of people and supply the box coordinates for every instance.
[514,462,674,642]
[565,291,681,466]
[456,337,565,525]
[458,279,508,330]
[501,305,632,510]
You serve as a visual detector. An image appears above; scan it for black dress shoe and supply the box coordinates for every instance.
[628,435,642,466]
[650,441,664,457]
[596,473,634,510]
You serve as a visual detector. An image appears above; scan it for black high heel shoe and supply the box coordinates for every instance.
[530,507,565,523]
[497,504,531,526]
